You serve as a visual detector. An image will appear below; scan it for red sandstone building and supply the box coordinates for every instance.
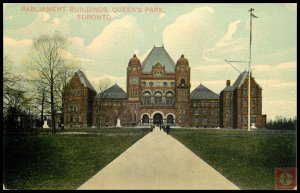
[64,46,266,129]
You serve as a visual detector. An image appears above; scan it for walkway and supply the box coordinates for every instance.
[78,127,239,190]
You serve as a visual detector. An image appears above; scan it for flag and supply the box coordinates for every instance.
[251,13,258,18]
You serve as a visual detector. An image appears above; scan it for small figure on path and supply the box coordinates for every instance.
[166,125,171,134]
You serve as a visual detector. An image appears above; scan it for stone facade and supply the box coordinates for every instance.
[220,72,266,129]
[64,46,266,129]
[63,70,96,127]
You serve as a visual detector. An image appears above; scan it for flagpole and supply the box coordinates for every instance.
[248,8,254,132]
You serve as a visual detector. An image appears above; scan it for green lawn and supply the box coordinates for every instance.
[3,128,150,190]
[170,128,297,190]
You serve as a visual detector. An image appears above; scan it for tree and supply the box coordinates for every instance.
[3,56,32,133]
[55,60,79,130]
[3,56,22,111]
[28,81,50,128]
[95,78,112,127]
[28,31,69,134]
[266,116,297,130]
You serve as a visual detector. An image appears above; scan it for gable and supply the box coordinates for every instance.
[142,47,176,73]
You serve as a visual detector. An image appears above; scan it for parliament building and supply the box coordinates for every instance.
[63,46,266,129]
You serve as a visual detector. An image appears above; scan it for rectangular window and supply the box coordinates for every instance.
[251,107,255,114]
[243,87,248,97]
[251,116,256,124]
[243,99,248,106]
[252,87,256,97]
[243,117,248,125]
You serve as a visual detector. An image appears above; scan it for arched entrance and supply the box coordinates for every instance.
[142,114,149,123]
[153,113,163,125]
[167,114,174,124]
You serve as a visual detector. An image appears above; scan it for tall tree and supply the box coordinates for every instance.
[28,31,69,134]
[55,60,79,129]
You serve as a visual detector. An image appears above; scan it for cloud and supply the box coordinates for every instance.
[52,17,60,26]
[194,64,229,72]
[216,20,241,47]
[257,79,296,88]
[202,19,247,64]
[4,36,32,46]
[39,12,50,21]
[5,11,71,39]
[264,100,296,120]
[163,6,216,61]
[159,12,166,19]
[254,61,296,72]
[68,15,150,78]
[61,50,94,63]
[87,15,145,52]
[84,71,127,92]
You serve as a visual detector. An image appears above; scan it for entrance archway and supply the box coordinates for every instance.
[167,114,174,124]
[153,113,163,125]
[142,114,149,123]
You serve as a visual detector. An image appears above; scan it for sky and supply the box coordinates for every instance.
[3,3,297,120]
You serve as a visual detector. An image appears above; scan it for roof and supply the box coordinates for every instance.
[76,70,96,92]
[95,84,127,99]
[222,86,235,92]
[221,71,262,92]
[141,46,176,73]
[232,71,249,89]
[190,84,219,100]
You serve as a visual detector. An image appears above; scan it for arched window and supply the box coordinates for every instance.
[154,91,162,105]
[142,91,151,105]
[142,114,149,123]
[167,115,174,124]
[165,91,174,106]
[180,79,186,87]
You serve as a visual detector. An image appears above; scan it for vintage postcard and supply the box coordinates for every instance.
[3,3,297,190]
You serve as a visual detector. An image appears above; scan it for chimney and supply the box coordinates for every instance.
[226,80,230,87]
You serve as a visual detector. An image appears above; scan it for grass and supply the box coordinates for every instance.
[35,127,150,135]
[170,128,296,190]
[3,128,150,190]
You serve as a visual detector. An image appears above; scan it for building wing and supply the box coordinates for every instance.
[96,84,127,99]
[190,84,219,100]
